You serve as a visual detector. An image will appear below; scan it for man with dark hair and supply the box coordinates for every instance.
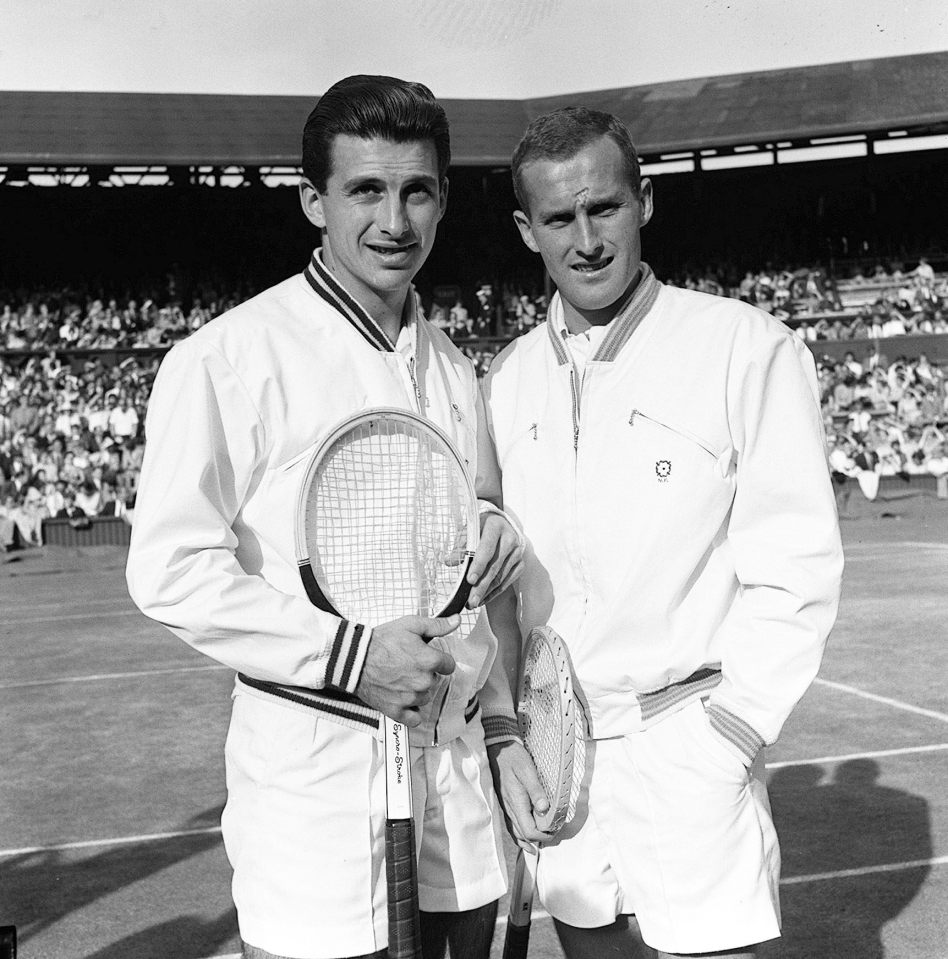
[478,107,843,958]
[127,75,523,959]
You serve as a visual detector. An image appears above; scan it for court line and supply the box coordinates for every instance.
[767,742,948,768]
[813,677,948,723]
[0,663,229,690]
[843,540,948,552]
[0,826,224,858]
[782,856,948,885]
[4,609,143,625]
[195,858,948,959]
[2,741,944,857]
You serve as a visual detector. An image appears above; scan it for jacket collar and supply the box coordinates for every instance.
[303,248,417,353]
[546,262,661,366]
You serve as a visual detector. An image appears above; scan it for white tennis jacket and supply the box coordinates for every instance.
[479,265,844,764]
[126,250,495,747]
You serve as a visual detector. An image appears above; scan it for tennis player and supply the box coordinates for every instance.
[126,75,523,959]
[478,107,844,958]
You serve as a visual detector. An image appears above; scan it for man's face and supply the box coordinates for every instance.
[300,135,447,309]
[514,136,652,326]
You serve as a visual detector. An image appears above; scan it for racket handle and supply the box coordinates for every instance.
[386,817,421,959]
[502,921,531,959]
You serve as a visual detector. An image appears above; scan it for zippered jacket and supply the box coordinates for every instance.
[479,265,843,764]
[126,250,494,747]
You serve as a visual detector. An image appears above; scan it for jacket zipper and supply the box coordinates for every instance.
[569,367,581,451]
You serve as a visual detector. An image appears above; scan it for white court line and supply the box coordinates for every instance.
[814,677,948,724]
[0,825,224,858]
[196,858,948,959]
[5,609,143,625]
[0,663,229,690]
[767,742,948,768]
[844,540,948,551]
[1,742,944,858]
[782,856,948,885]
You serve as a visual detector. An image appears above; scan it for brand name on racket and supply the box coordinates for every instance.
[391,721,407,784]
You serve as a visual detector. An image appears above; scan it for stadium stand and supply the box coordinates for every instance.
[1,259,946,552]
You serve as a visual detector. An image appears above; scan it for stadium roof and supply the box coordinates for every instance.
[2,51,947,168]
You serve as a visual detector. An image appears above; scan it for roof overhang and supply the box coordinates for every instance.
[2,51,947,169]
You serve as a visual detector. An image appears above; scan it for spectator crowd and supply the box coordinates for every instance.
[2,258,946,549]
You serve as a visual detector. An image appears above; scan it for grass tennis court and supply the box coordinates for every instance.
[1,490,946,959]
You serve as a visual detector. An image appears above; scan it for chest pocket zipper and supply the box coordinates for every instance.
[628,408,722,461]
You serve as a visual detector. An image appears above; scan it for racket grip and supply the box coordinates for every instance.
[386,818,421,959]
[502,921,531,959]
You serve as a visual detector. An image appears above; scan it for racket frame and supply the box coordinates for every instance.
[293,406,480,959]
[505,626,586,959]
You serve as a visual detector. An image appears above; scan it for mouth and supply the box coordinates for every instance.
[367,243,417,259]
[571,257,613,274]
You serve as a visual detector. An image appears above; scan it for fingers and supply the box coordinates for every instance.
[466,513,524,608]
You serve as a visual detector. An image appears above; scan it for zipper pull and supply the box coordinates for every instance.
[629,409,638,426]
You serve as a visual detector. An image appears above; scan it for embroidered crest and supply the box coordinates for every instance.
[655,459,672,482]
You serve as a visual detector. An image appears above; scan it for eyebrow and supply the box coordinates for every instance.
[341,172,440,192]
[539,192,624,223]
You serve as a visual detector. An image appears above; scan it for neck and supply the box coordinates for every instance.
[320,245,408,346]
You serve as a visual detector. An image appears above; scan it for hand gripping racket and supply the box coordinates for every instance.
[295,407,479,959]
[503,626,586,959]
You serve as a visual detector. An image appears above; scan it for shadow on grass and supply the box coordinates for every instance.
[2,806,237,958]
[763,759,931,958]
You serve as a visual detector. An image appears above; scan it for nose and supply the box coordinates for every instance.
[574,213,603,260]
[379,194,410,238]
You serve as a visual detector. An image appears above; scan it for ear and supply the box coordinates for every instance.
[513,210,540,254]
[438,177,449,221]
[639,177,654,227]
[299,177,326,230]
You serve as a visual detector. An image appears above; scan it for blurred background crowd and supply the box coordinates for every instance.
[1,257,946,549]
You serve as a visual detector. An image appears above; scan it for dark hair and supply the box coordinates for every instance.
[301,75,451,192]
[511,106,641,213]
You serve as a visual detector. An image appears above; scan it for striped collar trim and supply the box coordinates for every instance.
[546,262,661,366]
[303,248,416,352]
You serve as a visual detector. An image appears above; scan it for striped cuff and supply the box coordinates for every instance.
[482,712,522,747]
[324,618,372,695]
[705,702,765,766]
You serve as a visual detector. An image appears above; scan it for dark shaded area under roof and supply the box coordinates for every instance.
[1,52,947,168]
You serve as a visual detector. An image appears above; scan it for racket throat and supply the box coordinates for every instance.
[383,716,414,819]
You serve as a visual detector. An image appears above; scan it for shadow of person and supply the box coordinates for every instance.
[83,909,239,959]
[760,760,931,959]
[2,807,231,954]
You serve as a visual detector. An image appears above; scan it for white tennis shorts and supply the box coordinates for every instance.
[221,685,507,959]
[537,698,781,954]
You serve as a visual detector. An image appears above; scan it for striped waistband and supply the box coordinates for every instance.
[236,673,480,739]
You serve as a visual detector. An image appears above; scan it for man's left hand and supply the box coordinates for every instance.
[465,510,524,608]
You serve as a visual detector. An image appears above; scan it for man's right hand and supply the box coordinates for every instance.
[356,615,459,725]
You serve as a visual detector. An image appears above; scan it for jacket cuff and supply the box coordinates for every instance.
[324,619,372,696]
[705,702,765,767]
[482,712,522,748]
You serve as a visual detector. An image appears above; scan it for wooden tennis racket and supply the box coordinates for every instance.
[503,626,586,959]
[295,407,479,959]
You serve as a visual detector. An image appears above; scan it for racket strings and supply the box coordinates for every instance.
[306,419,472,621]
[520,640,575,829]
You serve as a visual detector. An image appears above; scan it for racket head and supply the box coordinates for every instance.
[517,626,586,834]
[295,407,479,623]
